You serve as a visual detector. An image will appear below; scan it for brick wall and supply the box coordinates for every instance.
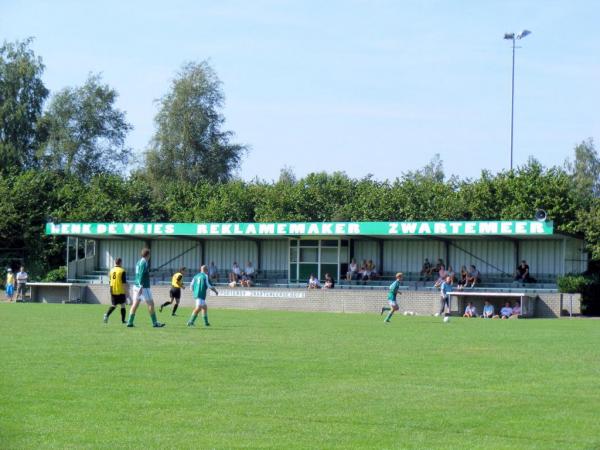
[535,292,581,318]
[84,285,580,318]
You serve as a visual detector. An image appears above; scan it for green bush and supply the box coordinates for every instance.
[557,275,590,293]
[43,266,67,282]
[559,274,600,316]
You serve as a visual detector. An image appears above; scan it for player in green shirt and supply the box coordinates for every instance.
[381,272,403,323]
[187,265,218,327]
[126,248,165,328]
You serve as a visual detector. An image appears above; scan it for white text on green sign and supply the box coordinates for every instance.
[46,221,553,237]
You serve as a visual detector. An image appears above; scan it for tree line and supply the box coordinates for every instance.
[1,38,599,277]
[1,39,246,183]
[2,159,599,276]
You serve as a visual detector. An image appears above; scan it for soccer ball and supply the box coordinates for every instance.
[228,281,237,288]
[403,311,409,316]
[443,316,450,323]
[434,312,440,317]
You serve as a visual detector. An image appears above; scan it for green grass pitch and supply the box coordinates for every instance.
[1,303,599,449]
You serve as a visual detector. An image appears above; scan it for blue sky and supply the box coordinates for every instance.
[2,0,599,181]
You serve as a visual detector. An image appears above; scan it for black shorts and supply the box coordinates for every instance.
[111,294,126,305]
[170,287,181,300]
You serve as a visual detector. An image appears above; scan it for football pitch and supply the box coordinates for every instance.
[1,304,599,449]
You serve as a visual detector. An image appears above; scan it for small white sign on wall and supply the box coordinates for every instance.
[217,289,306,299]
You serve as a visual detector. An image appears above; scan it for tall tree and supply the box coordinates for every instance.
[0,38,48,172]
[144,61,247,184]
[403,153,445,182]
[580,198,600,260]
[565,138,600,200]
[38,74,132,180]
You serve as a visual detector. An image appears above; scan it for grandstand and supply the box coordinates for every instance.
[41,220,587,316]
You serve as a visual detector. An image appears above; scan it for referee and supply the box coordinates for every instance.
[160,267,186,316]
[104,258,128,324]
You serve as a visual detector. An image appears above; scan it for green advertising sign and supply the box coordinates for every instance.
[46,221,553,237]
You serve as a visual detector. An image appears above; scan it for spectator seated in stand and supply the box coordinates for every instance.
[510,301,521,319]
[431,258,445,280]
[446,265,456,284]
[366,260,378,279]
[324,273,335,289]
[465,265,481,288]
[240,272,252,287]
[498,302,513,319]
[359,260,370,281]
[208,261,219,282]
[229,262,241,283]
[514,260,535,283]
[308,274,321,289]
[457,265,468,289]
[420,258,433,281]
[481,301,494,319]
[463,302,477,318]
[245,261,255,281]
[435,264,448,285]
[346,258,358,281]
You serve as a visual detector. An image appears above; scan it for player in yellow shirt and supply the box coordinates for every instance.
[159,267,186,316]
[5,268,15,302]
[104,258,128,324]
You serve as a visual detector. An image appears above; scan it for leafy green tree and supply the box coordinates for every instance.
[500,160,581,232]
[0,171,66,275]
[291,172,355,221]
[202,180,257,222]
[125,174,169,221]
[277,166,297,184]
[403,153,445,183]
[346,177,395,221]
[157,180,201,222]
[253,175,302,222]
[457,171,499,220]
[51,174,142,222]
[387,155,465,221]
[579,198,600,260]
[37,74,132,180]
[0,38,48,172]
[254,172,357,222]
[144,61,247,184]
[0,173,20,243]
[565,138,600,200]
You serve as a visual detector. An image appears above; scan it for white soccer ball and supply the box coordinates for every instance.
[443,316,450,323]
[403,311,409,316]
[434,312,440,317]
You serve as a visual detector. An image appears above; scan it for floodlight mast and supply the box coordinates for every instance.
[504,29,531,171]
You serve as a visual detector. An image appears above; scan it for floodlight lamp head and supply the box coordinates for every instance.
[504,33,515,40]
[517,30,531,39]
